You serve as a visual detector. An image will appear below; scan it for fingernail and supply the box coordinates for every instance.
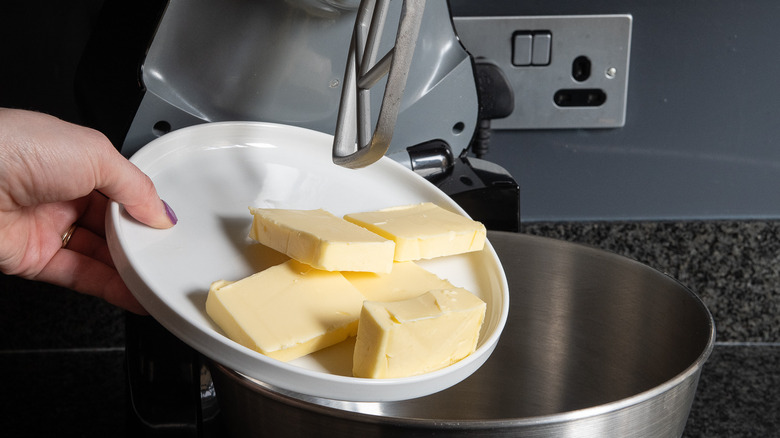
[163,200,178,225]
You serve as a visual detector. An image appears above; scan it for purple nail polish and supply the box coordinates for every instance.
[163,200,178,225]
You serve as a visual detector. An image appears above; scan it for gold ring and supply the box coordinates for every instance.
[61,223,77,248]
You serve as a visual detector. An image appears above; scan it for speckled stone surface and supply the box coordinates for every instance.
[0,273,125,350]
[1,349,127,438]
[684,345,780,437]
[521,221,780,343]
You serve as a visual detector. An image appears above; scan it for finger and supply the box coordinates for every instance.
[64,225,114,268]
[90,143,177,229]
[74,191,109,238]
[1,110,175,229]
[35,248,147,315]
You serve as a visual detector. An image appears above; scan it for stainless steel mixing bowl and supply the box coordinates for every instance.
[209,231,715,437]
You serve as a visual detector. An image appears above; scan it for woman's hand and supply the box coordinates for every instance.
[0,108,177,314]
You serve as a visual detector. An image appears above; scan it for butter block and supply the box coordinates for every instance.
[206,259,366,362]
[249,207,395,273]
[344,202,486,261]
[342,261,456,302]
[353,288,487,379]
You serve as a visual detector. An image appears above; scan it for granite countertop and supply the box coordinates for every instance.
[1,221,778,436]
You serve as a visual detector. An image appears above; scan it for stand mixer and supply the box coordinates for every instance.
[77,0,520,231]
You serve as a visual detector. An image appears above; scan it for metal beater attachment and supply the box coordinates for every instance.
[332,0,425,168]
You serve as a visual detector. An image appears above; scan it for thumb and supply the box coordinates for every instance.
[93,142,177,229]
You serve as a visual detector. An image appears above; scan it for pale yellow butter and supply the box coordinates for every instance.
[344,202,486,261]
[352,288,487,379]
[206,259,366,362]
[249,207,395,273]
[342,261,456,302]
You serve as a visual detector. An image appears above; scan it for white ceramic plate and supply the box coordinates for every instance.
[107,122,509,402]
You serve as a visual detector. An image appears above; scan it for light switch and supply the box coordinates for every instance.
[532,32,551,66]
[512,33,532,66]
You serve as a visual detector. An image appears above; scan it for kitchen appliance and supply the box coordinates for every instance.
[76,0,520,231]
[76,0,713,436]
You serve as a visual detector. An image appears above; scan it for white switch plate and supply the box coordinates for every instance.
[453,15,632,129]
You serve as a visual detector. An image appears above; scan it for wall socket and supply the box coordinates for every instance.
[453,15,632,129]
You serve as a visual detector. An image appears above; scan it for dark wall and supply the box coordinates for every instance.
[0,0,104,122]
